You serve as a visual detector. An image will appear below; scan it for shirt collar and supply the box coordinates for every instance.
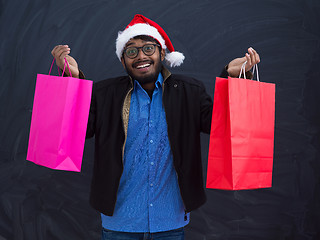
[155,73,164,89]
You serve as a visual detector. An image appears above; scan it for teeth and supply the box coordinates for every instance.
[136,64,151,69]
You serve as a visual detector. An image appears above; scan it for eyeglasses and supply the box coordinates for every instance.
[123,44,160,59]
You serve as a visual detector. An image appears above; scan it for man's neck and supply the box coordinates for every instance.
[141,82,156,91]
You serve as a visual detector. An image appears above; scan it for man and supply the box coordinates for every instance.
[51,14,260,240]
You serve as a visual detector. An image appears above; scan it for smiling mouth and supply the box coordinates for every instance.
[136,63,151,69]
[133,61,153,69]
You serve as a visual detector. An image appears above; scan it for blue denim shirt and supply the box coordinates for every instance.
[101,73,190,233]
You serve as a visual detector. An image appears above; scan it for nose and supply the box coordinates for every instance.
[136,47,147,59]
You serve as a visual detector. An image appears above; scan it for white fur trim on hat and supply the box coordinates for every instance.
[165,51,185,67]
[116,23,166,61]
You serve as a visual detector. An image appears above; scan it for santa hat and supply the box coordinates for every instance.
[116,14,185,67]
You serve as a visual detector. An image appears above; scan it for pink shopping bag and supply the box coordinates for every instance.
[26,58,93,172]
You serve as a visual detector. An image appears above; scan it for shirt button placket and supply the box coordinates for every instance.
[148,94,158,232]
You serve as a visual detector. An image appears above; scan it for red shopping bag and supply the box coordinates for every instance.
[26,59,92,172]
[206,65,275,190]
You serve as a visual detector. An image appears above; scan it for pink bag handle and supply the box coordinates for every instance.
[48,58,60,76]
[48,58,72,77]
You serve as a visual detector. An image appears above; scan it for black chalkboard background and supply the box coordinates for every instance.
[1,0,320,239]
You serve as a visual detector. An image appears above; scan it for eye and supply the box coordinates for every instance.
[126,48,137,56]
[143,45,155,53]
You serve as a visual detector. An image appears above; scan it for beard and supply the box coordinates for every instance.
[124,59,163,85]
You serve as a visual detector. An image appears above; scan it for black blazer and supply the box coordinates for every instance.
[86,67,223,216]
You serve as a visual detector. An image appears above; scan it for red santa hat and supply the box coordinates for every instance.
[116,14,185,67]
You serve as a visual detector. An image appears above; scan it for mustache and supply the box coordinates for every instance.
[132,60,153,68]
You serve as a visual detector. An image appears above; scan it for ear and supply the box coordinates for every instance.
[121,56,126,69]
[160,48,165,61]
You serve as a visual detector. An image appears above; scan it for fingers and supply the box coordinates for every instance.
[245,47,260,71]
[51,45,80,77]
[52,45,70,59]
[247,47,260,65]
[51,45,71,68]
[245,53,251,66]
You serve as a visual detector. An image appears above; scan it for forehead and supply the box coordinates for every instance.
[125,38,155,47]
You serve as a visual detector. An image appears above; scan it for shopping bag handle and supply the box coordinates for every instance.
[48,58,60,76]
[48,58,72,77]
[239,61,260,82]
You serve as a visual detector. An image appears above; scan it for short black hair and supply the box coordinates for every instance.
[133,35,162,50]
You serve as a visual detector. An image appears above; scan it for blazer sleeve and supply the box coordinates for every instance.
[86,83,96,139]
[199,81,213,134]
[199,66,229,134]
[220,65,253,79]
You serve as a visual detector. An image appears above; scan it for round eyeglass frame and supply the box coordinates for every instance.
[123,44,161,59]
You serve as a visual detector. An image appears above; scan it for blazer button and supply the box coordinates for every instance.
[174,84,178,88]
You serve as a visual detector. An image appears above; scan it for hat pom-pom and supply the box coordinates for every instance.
[165,51,185,67]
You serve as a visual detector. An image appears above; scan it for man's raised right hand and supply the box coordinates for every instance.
[51,45,80,78]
